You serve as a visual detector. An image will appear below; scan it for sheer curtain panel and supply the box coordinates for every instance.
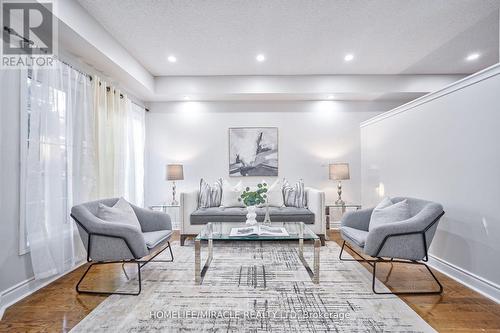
[93,77,145,205]
[24,62,95,279]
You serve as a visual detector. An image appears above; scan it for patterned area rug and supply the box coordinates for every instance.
[71,241,435,332]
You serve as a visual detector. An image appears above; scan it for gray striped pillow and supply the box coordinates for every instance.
[282,178,307,208]
[198,178,223,208]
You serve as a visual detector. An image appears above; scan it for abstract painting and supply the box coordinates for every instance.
[229,127,278,176]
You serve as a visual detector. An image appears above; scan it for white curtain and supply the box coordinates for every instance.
[24,61,95,279]
[94,77,145,205]
[126,103,145,206]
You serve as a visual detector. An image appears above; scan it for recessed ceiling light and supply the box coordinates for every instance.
[466,52,480,61]
[327,95,335,99]
[256,54,266,62]
[167,55,177,63]
[344,54,354,62]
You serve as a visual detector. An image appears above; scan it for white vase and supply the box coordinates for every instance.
[245,205,257,225]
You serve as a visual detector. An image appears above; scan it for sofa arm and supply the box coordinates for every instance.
[340,208,373,231]
[180,191,199,233]
[70,207,148,259]
[132,205,172,232]
[364,209,444,260]
[306,187,325,235]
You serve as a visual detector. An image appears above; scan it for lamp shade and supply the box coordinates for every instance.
[166,164,184,181]
[329,163,350,180]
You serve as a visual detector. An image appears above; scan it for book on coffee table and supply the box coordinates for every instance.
[229,225,289,237]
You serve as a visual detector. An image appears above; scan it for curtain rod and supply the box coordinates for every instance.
[4,26,91,80]
[4,25,149,112]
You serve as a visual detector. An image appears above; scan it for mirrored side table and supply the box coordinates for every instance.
[325,203,362,230]
[149,204,180,230]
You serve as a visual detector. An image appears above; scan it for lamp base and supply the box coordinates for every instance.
[336,181,345,206]
[171,181,178,206]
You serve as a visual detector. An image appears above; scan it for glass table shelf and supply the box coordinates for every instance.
[194,221,321,285]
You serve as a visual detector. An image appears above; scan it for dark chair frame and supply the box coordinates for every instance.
[339,211,445,295]
[71,214,174,296]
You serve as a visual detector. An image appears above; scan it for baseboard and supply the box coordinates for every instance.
[427,254,500,304]
[0,261,85,320]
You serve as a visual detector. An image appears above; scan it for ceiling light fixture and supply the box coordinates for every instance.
[465,52,480,61]
[256,54,266,62]
[167,55,177,63]
[344,54,354,62]
[327,95,335,100]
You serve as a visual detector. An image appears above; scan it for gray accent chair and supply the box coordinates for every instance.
[339,197,445,295]
[71,198,174,296]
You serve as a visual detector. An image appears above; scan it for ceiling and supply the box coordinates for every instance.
[77,0,500,77]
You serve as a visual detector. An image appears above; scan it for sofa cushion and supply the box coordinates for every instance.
[190,207,315,225]
[282,178,306,208]
[341,226,368,248]
[143,230,173,249]
[198,178,223,208]
[220,179,244,207]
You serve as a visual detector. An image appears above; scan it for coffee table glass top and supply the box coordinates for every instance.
[195,222,319,241]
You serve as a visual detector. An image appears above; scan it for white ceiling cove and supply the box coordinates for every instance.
[77,0,500,76]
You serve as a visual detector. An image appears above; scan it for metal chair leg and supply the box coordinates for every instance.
[76,262,142,296]
[75,240,174,296]
[372,260,443,295]
[167,241,174,261]
[339,241,375,267]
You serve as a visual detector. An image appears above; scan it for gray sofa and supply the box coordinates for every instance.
[190,207,315,224]
[71,198,174,296]
[339,196,445,295]
[180,187,326,245]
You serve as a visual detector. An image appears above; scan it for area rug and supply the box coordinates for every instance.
[70,241,435,332]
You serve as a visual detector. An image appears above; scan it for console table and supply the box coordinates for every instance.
[149,204,180,229]
[325,203,362,230]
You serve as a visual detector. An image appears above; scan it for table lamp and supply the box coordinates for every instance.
[166,164,184,205]
[329,163,350,205]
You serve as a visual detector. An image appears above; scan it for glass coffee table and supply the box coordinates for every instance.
[194,222,321,285]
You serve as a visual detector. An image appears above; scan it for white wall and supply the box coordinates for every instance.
[0,71,34,302]
[360,64,500,302]
[145,100,391,206]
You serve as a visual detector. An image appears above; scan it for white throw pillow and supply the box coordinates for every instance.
[97,197,142,231]
[261,179,284,207]
[369,198,411,231]
[220,179,244,207]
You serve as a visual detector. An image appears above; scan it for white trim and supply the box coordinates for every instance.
[0,261,85,320]
[427,254,500,304]
[360,63,500,128]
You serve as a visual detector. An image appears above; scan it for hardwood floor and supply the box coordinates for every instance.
[1,230,499,332]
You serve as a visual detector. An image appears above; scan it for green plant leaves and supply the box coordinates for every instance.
[239,182,268,206]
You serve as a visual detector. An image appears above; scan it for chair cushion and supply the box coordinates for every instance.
[341,226,368,248]
[369,198,411,231]
[143,230,173,249]
[97,197,142,231]
[190,207,315,224]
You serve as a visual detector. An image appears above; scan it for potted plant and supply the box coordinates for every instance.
[239,182,268,225]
